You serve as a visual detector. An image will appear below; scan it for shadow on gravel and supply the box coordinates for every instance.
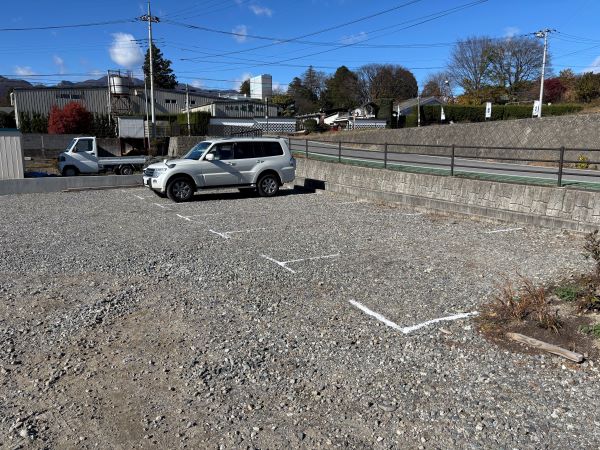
[188,187,316,202]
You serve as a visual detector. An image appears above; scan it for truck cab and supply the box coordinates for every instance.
[58,137,147,176]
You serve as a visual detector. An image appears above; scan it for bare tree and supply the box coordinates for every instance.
[487,37,546,94]
[447,36,494,93]
[421,71,453,98]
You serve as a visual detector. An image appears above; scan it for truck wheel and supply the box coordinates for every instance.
[167,177,194,202]
[120,165,134,176]
[152,190,167,198]
[62,166,78,177]
[257,173,279,197]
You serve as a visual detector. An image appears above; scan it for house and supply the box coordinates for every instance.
[394,96,443,115]
[187,98,278,119]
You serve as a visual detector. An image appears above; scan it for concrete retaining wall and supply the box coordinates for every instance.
[167,136,207,157]
[0,174,142,196]
[296,158,600,232]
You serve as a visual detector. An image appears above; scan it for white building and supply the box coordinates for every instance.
[250,74,272,101]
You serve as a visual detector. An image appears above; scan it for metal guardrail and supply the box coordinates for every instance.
[288,138,600,188]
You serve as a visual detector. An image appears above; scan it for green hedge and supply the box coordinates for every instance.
[413,104,585,126]
[0,111,16,129]
[176,111,210,135]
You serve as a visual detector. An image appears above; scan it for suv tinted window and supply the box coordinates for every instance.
[255,141,284,158]
[234,142,255,159]
[208,143,233,160]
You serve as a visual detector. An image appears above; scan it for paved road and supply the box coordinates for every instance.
[291,140,600,186]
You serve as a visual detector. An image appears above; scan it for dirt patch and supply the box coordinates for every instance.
[478,309,600,362]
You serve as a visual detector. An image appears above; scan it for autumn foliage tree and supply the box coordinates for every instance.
[48,102,93,134]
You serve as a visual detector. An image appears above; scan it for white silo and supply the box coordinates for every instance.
[250,74,272,100]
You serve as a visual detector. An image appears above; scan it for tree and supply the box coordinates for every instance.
[322,66,360,110]
[239,79,250,96]
[142,43,177,89]
[421,71,452,98]
[447,37,494,93]
[301,66,327,103]
[357,64,417,103]
[270,93,295,116]
[48,102,93,134]
[487,37,545,95]
[287,76,318,115]
[576,72,600,102]
[543,78,566,103]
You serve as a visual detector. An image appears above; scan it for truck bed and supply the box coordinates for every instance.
[98,156,147,165]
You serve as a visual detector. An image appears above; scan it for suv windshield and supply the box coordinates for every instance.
[183,142,212,160]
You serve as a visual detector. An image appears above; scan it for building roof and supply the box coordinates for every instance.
[394,96,443,112]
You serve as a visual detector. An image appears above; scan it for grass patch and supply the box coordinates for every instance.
[554,284,581,302]
[580,323,600,338]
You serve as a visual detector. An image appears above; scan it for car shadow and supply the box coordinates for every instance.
[187,186,317,202]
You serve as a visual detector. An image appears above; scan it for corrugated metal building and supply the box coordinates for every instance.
[0,130,24,180]
[11,86,218,128]
[190,99,278,118]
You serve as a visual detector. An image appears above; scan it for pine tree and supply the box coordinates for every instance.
[239,79,251,96]
[143,44,177,89]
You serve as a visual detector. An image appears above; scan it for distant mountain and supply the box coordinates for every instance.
[0,75,240,105]
[0,76,33,106]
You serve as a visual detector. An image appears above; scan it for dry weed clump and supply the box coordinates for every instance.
[483,276,561,333]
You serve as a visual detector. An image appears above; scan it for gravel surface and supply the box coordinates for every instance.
[0,186,599,449]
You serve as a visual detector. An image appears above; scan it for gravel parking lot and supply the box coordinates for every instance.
[1,186,599,449]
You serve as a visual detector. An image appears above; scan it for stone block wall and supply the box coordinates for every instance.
[297,158,600,232]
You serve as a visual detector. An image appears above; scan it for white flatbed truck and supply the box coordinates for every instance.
[58,137,148,176]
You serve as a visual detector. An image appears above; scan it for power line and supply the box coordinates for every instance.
[0,18,136,32]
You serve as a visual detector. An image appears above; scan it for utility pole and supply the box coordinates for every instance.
[185,83,191,136]
[417,94,421,127]
[140,1,159,138]
[534,29,553,118]
[143,75,150,149]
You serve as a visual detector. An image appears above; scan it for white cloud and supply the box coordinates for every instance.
[504,26,520,38]
[109,33,144,69]
[250,5,273,17]
[14,66,35,76]
[53,55,66,74]
[232,25,248,43]
[584,56,600,74]
[191,79,203,88]
[340,32,368,45]
[89,69,103,78]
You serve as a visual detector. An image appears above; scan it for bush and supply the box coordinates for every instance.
[48,102,93,134]
[303,119,318,133]
[419,103,584,125]
[18,112,48,133]
[177,111,210,135]
[0,111,17,129]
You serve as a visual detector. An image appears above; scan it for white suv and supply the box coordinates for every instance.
[143,137,296,202]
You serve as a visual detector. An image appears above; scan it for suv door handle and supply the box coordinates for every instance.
[257,160,264,164]
[225,162,236,166]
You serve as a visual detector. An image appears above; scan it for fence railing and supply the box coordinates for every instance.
[288,138,600,188]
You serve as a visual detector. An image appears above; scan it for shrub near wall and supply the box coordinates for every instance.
[413,104,585,126]
[177,111,210,135]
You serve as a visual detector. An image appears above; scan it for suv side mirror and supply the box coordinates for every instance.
[205,153,215,161]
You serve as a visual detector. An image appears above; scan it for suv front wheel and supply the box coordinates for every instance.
[167,177,195,202]
[257,173,279,197]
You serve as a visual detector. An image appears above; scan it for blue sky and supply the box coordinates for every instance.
[2,0,600,92]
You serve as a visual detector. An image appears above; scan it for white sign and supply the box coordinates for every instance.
[440,106,445,121]
[485,102,492,119]
[532,100,541,117]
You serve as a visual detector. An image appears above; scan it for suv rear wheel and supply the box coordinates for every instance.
[257,173,279,197]
[167,177,194,202]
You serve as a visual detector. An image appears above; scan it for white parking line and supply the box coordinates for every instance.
[402,212,423,217]
[134,195,145,200]
[261,253,340,274]
[153,203,171,210]
[209,228,268,240]
[485,227,524,234]
[348,300,478,334]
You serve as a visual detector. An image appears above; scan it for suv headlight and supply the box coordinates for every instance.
[153,168,168,178]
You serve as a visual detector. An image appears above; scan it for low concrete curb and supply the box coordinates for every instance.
[0,175,142,196]
[295,160,600,233]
